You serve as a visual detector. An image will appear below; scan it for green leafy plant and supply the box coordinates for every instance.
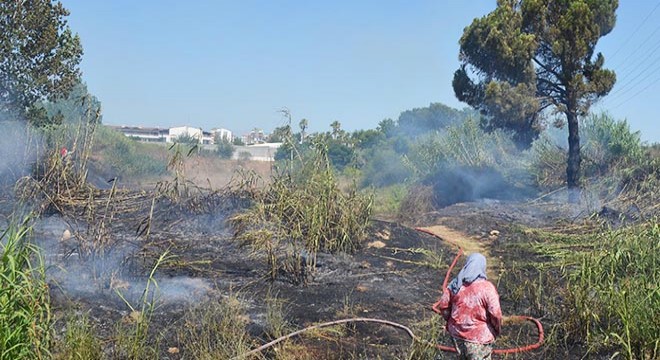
[0,217,51,360]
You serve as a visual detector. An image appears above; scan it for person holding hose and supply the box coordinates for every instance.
[437,253,502,360]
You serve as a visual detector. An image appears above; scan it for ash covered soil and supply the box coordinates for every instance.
[35,196,582,359]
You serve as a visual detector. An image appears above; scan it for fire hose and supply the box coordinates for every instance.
[231,230,544,359]
[416,227,544,354]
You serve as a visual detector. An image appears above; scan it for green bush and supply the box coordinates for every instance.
[527,131,567,189]
[94,126,167,178]
[400,118,528,209]
[581,113,644,174]
[405,117,520,180]
[371,184,408,217]
[529,112,644,189]
[359,148,409,188]
[215,138,235,159]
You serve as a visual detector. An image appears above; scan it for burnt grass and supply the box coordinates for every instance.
[36,195,597,359]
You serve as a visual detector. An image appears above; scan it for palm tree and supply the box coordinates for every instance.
[330,120,341,140]
[299,118,308,143]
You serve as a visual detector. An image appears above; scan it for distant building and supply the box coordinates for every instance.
[169,126,203,143]
[210,128,232,142]
[110,125,235,145]
[246,129,266,145]
[109,124,281,162]
[108,126,170,142]
[233,143,282,161]
[202,131,214,144]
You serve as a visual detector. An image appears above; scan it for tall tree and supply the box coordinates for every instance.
[397,102,473,137]
[453,0,617,198]
[42,82,102,125]
[269,125,291,143]
[377,118,396,138]
[330,120,342,140]
[0,0,83,124]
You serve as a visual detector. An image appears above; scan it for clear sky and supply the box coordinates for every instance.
[60,0,660,143]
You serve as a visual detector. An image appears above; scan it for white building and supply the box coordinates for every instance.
[169,126,203,143]
[232,143,282,161]
[108,126,169,142]
[211,128,232,142]
[111,125,234,146]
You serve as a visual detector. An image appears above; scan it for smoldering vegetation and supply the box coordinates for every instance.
[346,110,660,224]
[1,100,658,360]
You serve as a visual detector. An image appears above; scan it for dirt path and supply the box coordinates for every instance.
[417,220,500,280]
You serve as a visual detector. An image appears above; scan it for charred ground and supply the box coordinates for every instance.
[30,188,588,360]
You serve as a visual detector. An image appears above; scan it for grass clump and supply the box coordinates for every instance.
[406,315,445,360]
[0,218,51,360]
[52,313,102,360]
[566,221,659,359]
[230,138,373,283]
[500,221,659,359]
[177,295,260,360]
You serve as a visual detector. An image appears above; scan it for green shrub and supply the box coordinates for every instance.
[405,117,521,180]
[581,113,644,174]
[216,137,235,159]
[94,126,167,178]
[371,184,408,218]
[401,118,528,209]
[359,148,409,188]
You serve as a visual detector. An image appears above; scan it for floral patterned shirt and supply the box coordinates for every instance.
[437,278,502,344]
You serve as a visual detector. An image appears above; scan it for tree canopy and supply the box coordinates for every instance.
[0,0,83,123]
[42,82,102,126]
[397,102,475,137]
[453,0,617,196]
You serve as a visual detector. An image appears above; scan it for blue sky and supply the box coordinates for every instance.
[61,0,660,142]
